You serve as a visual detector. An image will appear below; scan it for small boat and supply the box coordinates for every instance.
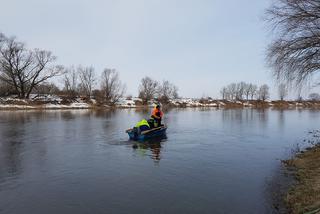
[126,125,167,141]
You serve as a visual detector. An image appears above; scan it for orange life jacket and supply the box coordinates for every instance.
[152,108,163,118]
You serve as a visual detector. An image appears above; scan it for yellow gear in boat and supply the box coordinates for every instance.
[135,119,150,128]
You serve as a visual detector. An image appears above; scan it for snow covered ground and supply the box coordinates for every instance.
[0,102,91,110]
[0,104,36,109]
[0,95,319,110]
[0,95,92,109]
[116,97,141,108]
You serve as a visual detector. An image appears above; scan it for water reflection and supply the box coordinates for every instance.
[60,110,78,120]
[132,136,167,164]
[0,114,26,183]
[277,109,285,130]
[0,139,23,179]
[308,109,320,120]
[221,108,269,127]
[93,109,117,118]
[0,111,32,124]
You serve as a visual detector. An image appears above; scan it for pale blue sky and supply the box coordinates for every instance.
[0,0,313,98]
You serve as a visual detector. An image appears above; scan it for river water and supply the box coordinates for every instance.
[0,108,319,214]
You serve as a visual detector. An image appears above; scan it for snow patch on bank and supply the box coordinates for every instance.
[44,103,90,109]
[0,104,36,109]
[116,98,138,108]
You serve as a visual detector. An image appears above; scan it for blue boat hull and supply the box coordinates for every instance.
[127,126,167,141]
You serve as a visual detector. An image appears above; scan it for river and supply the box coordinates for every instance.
[0,108,319,214]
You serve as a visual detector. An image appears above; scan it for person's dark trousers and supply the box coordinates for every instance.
[151,116,161,127]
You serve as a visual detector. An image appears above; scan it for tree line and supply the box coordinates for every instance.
[61,68,179,105]
[0,32,179,105]
[61,66,126,105]
[220,82,291,101]
[220,82,270,101]
[138,77,179,104]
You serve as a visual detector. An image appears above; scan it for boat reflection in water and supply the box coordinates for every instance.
[132,135,167,164]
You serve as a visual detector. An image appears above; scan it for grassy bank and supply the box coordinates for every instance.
[283,144,320,214]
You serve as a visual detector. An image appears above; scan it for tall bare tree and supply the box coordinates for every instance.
[243,84,250,101]
[34,83,60,96]
[0,79,14,97]
[235,82,246,100]
[222,82,259,101]
[258,84,270,101]
[227,83,237,100]
[78,66,95,98]
[278,83,288,101]
[158,80,179,103]
[0,33,62,98]
[138,76,159,104]
[266,0,320,85]
[248,84,258,100]
[309,93,320,101]
[101,68,126,105]
[0,33,5,44]
[63,66,78,98]
[220,87,227,100]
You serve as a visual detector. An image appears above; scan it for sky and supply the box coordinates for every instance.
[0,0,316,99]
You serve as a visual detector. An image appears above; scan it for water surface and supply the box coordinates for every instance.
[0,109,318,214]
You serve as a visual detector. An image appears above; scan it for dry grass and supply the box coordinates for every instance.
[283,145,320,214]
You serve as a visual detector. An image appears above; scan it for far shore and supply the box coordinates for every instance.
[1,97,320,110]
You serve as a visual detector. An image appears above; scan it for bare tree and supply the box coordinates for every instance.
[220,87,227,100]
[78,66,95,98]
[34,82,60,96]
[242,83,258,101]
[266,0,320,85]
[0,79,14,97]
[63,66,78,98]
[222,82,258,101]
[172,85,179,99]
[309,93,320,101]
[226,83,237,100]
[101,68,126,105]
[158,80,179,103]
[243,83,251,101]
[138,77,159,104]
[278,83,288,101]
[248,84,258,100]
[235,82,246,100]
[258,84,270,101]
[0,33,62,98]
[0,33,5,45]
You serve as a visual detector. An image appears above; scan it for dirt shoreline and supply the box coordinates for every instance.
[282,143,320,214]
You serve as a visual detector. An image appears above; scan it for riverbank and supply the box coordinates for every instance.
[282,141,320,214]
[1,96,320,110]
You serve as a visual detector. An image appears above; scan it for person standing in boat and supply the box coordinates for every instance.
[151,104,163,127]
